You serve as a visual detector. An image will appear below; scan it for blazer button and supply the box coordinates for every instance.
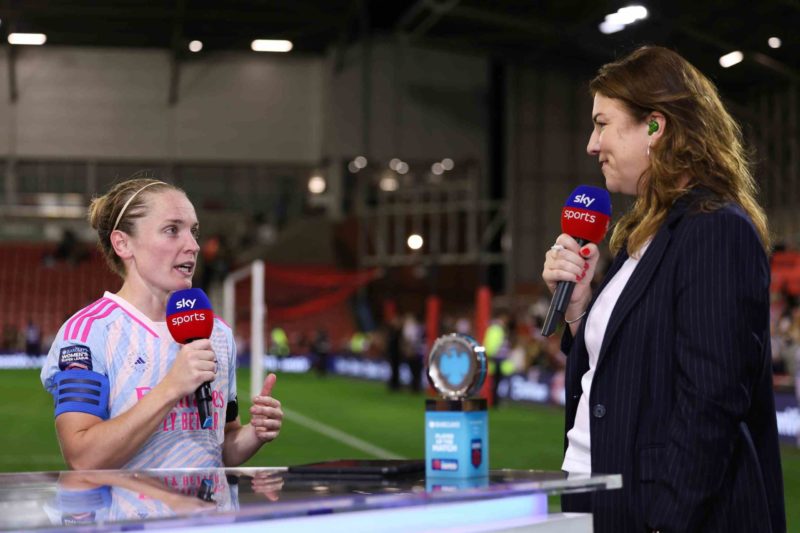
[592,404,606,418]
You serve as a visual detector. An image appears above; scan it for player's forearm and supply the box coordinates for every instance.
[59,382,180,470]
[221,423,262,467]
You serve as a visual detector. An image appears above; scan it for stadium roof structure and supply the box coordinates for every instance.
[0,0,796,97]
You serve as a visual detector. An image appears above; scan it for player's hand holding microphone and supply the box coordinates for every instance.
[166,288,217,429]
[165,340,216,400]
[541,185,611,336]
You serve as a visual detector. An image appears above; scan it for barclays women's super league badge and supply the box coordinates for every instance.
[425,334,489,479]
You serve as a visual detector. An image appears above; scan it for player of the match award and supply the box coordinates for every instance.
[425,334,488,479]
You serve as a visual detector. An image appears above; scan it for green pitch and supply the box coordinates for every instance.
[2,369,798,529]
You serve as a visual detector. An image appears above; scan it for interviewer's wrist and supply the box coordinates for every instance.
[565,310,586,324]
[565,300,589,323]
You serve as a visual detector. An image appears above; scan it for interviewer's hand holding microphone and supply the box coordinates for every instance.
[543,236,600,333]
[541,185,611,336]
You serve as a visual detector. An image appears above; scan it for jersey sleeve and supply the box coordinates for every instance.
[41,320,110,420]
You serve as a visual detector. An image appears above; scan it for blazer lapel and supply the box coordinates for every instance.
[569,244,629,355]
[593,248,629,306]
[596,198,691,367]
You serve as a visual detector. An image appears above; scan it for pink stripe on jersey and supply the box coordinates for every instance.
[115,305,160,339]
[214,314,230,329]
[64,298,112,340]
[79,303,120,342]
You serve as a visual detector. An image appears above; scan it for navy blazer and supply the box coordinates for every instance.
[561,190,785,532]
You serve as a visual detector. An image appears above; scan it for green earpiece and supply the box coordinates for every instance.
[648,120,659,135]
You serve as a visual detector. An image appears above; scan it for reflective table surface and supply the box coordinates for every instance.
[0,467,621,531]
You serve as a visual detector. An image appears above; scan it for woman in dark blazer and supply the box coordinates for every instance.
[542,46,785,532]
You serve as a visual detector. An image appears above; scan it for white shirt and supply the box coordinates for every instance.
[562,242,650,474]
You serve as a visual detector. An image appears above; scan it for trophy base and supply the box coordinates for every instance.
[425,398,489,479]
[425,398,487,412]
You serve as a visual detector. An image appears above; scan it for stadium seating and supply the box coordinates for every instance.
[0,242,357,355]
[0,243,119,350]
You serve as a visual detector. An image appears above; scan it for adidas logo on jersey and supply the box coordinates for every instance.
[129,353,148,371]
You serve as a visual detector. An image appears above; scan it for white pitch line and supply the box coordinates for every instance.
[283,407,405,460]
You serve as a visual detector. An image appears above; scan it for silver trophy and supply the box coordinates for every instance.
[427,333,487,400]
[425,333,490,478]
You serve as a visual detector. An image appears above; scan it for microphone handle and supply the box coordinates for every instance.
[197,478,215,502]
[196,382,214,429]
[186,337,215,430]
[541,238,588,337]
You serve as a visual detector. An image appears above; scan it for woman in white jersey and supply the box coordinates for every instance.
[542,47,784,532]
[41,177,283,469]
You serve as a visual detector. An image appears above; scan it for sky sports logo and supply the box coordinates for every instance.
[174,298,198,310]
[572,193,596,208]
[167,290,214,342]
[168,294,212,327]
[170,312,209,326]
[563,208,597,223]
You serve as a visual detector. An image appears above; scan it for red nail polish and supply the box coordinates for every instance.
[580,247,590,257]
[583,261,589,270]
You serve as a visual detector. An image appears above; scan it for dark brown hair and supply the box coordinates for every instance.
[590,45,770,254]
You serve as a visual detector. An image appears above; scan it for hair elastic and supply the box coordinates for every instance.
[112,181,167,232]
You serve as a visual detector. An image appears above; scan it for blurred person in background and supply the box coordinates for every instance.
[401,313,423,392]
[311,328,330,377]
[527,331,567,376]
[542,46,784,531]
[483,311,509,408]
[503,336,530,376]
[199,234,232,292]
[239,211,276,249]
[270,327,290,357]
[455,315,472,336]
[43,228,89,268]
[385,315,403,391]
[349,331,368,356]
[25,318,42,356]
[40,177,283,470]
[771,316,790,377]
